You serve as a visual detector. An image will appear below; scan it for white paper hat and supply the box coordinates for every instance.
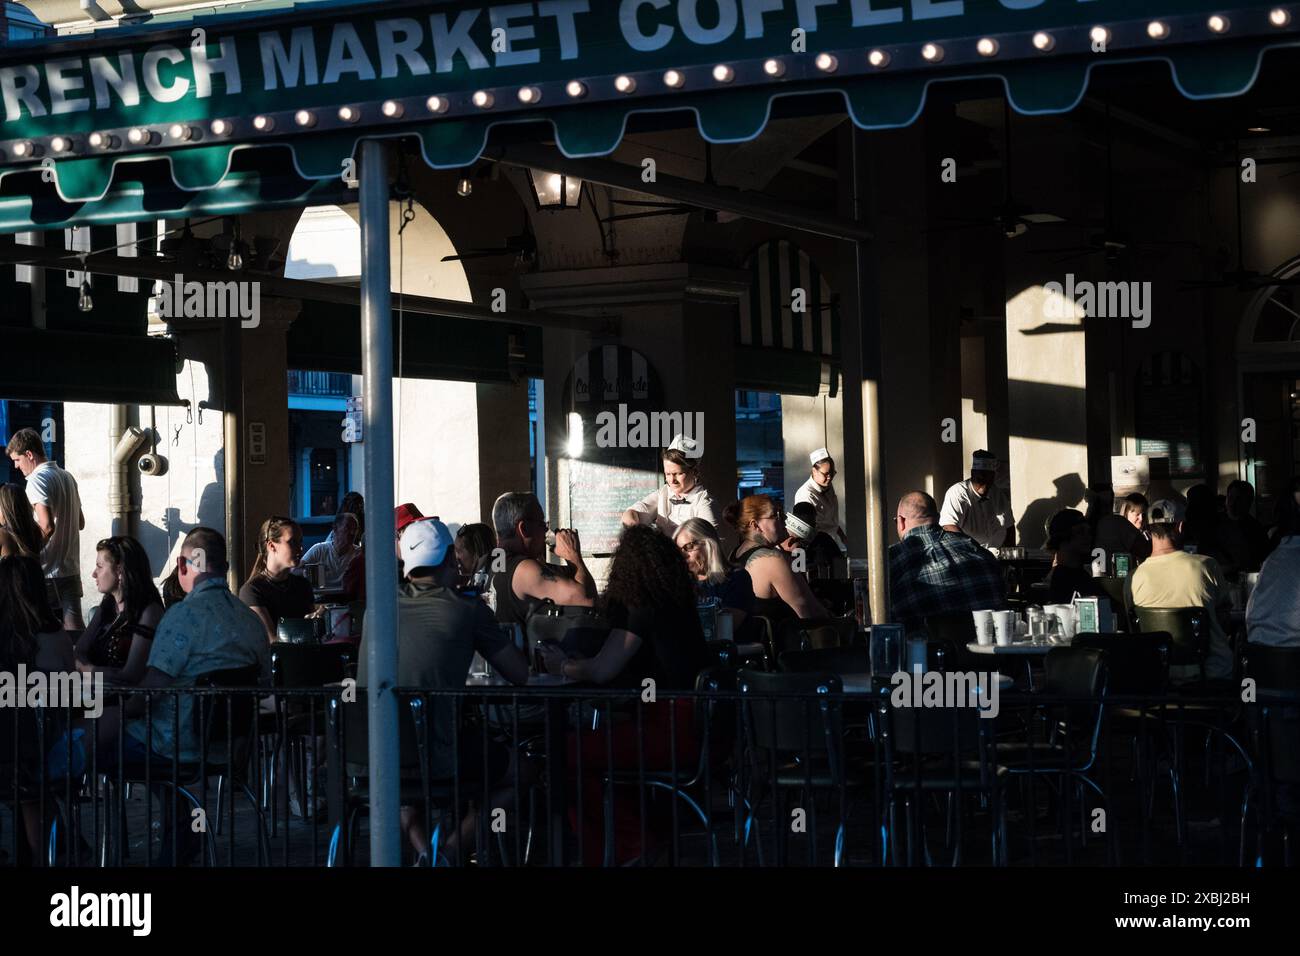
[971,452,998,471]
[784,511,814,540]
[809,447,831,466]
[667,433,701,458]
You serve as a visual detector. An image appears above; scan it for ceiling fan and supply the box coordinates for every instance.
[1032,103,1196,266]
[441,217,536,267]
[1181,143,1300,291]
[935,99,1072,239]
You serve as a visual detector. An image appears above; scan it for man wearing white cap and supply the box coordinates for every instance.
[361,517,531,864]
[793,448,847,548]
[940,450,1015,549]
[622,434,720,536]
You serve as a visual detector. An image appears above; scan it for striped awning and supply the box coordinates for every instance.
[738,239,837,358]
[0,0,1298,231]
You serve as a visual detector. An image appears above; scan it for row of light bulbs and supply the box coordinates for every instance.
[7,8,1293,162]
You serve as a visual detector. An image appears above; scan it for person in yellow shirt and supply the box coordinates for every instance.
[1130,498,1233,683]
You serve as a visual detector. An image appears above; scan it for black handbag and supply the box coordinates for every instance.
[525,600,609,658]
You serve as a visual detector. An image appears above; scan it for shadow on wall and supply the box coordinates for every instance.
[1018,472,1087,550]
[136,450,225,579]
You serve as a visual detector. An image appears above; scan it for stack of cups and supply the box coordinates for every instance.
[972,609,995,646]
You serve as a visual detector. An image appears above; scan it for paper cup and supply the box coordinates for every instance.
[972,609,995,646]
[993,610,1016,646]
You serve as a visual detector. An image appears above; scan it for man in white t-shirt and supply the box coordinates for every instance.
[793,448,847,548]
[940,450,1015,549]
[7,427,85,628]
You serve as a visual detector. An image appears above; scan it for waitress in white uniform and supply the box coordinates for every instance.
[622,434,720,536]
[794,447,847,549]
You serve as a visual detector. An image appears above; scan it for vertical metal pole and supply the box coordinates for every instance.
[849,126,889,624]
[359,138,400,868]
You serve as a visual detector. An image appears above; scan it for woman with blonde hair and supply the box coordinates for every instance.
[239,516,314,642]
[674,517,754,622]
[724,495,826,625]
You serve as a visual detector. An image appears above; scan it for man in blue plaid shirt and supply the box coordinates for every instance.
[889,491,1007,633]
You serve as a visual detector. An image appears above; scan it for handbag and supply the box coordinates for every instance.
[525,600,609,658]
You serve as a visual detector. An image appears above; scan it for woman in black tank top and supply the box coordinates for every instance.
[724,495,828,624]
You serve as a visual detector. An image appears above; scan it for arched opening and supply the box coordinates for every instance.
[283,203,526,538]
[1237,255,1300,523]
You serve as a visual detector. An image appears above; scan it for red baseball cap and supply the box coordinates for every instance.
[395,502,423,533]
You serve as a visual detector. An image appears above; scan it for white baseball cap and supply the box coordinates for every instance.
[810,447,831,466]
[1148,498,1186,525]
[399,518,454,571]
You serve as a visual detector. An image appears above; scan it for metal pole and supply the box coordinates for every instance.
[359,138,400,868]
[849,126,889,625]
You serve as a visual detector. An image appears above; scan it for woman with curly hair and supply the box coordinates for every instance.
[537,524,710,865]
[539,524,708,689]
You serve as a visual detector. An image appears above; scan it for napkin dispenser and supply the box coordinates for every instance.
[1073,596,1114,635]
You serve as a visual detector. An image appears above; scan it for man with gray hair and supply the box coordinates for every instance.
[489,492,595,627]
[890,491,1006,633]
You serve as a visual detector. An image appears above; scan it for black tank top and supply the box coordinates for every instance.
[491,553,542,627]
[731,544,797,625]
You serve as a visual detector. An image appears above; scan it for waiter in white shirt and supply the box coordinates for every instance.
[794,448,847,549]
[940,450,1016,549]
[622,434,720,536]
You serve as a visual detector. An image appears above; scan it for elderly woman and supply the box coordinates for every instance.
[724,494,827,625]
[674,517,753,625]
[621,435,720,536]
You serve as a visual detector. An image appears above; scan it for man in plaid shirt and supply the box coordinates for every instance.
[889,491,1007,633]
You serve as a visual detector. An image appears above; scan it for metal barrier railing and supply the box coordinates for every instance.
[1,682,1290,867]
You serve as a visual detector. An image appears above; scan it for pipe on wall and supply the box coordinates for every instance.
[108,408,148,538]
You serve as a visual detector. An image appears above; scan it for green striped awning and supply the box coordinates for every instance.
[0,0,1298,231]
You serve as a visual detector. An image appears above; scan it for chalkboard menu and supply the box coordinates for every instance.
[560,345,664,556]
[561,459,661,556]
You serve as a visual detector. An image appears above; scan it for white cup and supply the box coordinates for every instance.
[993,610,1016,646]
[972,609,995,646]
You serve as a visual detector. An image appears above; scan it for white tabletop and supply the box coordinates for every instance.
[966,639,1071,655]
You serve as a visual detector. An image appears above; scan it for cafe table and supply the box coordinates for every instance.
[965,638,1073,690]
[838,672,1015,695]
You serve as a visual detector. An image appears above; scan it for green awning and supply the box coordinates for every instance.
[0,0,1297,230]
[285,298,543,381]
[1,328,182,403]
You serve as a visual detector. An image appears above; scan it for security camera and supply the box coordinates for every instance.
[137,453,168,477]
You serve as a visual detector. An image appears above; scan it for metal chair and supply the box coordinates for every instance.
[1241,644,1300,865]
[598,667,739,866]
[881,684,1008,866]
[737,668,856,866]
[996,647,1113,862]
[102,665,269,866]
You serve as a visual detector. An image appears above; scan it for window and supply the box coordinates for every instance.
[735,390,784,504]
